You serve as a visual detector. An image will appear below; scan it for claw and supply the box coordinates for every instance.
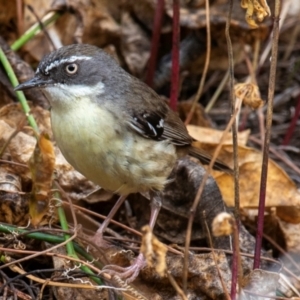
[102,253,146,282]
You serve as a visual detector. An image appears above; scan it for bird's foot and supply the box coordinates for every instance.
[102,253,146,283]
[90,230,110,249]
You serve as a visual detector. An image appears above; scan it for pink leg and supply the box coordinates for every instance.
[91,195,128,248]
[102,192,162,282]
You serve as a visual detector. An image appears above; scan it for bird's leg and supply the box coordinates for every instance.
[102,191,162,282]
[149,191,162,228]
[92,194,128,248]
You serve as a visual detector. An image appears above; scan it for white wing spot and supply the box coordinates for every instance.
[147,122,157,136]
[157,119,164,128]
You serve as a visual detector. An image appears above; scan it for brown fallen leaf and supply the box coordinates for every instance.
[30,131,55,200]
[178,101,212,128]
[187,125,250,146]
[22,0,121,61]
[234,83,264,109]
[185,126,300,223]
[212,145,300,213]
[0,167,29,225]
[121,11,151,77]
[29,131,55,226]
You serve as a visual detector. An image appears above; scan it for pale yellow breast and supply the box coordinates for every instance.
[50,97,177,195]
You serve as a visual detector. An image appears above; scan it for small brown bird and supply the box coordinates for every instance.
[15,44,230,281]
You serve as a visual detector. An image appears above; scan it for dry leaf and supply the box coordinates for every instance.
[234,83,264,109]
[187,125,250,146]
[212,145,300,212]
[30,131,55,201]
[22,0,121,61]
[187,126,300,223]
[0,120,36,180]
[141,225,168,277]
[29,132,55,226]
[121,12,151,77]
[241,0,271,28]
[0,168,29,225]
[178,101,212,128]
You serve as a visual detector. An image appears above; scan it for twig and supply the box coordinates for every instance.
[169,0,180,111]
[205,70,229,113]
[252,36,261,74]
[182,106,239,292]
[145,0,165,88]
[253,0,281,270]
[16,0,24,36]
[0,46,39,132]
[11,12,60,51]
[258,0,290,68]
[184,0,211,124]
[0,116,27,157]
[225,10,240,300]
[26,5,57,50]
[225,0,240,221]
[203,213,230,299]
[0,231,78,271]
[8,264,100,289]
[250,135,300,176]
[166,271,188,300]
[246,222,300,273]
[230,217,242,297]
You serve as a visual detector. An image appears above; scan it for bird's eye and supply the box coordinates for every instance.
[65,63,78,75]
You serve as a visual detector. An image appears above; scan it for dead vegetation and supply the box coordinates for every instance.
[0,0,299,299]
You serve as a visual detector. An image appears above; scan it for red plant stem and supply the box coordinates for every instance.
[253,0,280,270]
[16,0,24,36]
[282,93,300,145]
[169,0,180,111]
[145,0,165,88]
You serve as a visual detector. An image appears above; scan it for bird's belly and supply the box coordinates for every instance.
[51,103,177,195]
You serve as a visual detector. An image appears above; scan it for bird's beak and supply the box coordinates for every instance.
[14,76,53,91]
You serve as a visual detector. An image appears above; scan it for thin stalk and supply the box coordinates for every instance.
[182,106,239,292]
[53,190,101,283]
[253,0,281,269]
[0,46,39,132]
[146,0,165,87]
[184,0,211,124]
[224,1,240,297]
[11,12,60,51]
[205,70,229,113]
[169,0,180,111]
[54,190,77,258]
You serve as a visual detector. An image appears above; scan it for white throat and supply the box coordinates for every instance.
[42,81,105,109]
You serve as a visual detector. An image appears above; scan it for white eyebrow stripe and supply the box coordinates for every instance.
[44,56,92,73]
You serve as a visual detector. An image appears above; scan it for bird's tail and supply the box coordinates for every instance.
[188,146,233,174]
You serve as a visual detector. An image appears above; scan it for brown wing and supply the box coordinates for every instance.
[161,110,193,146]
[119,74,232,172]
[127,76,193,146]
